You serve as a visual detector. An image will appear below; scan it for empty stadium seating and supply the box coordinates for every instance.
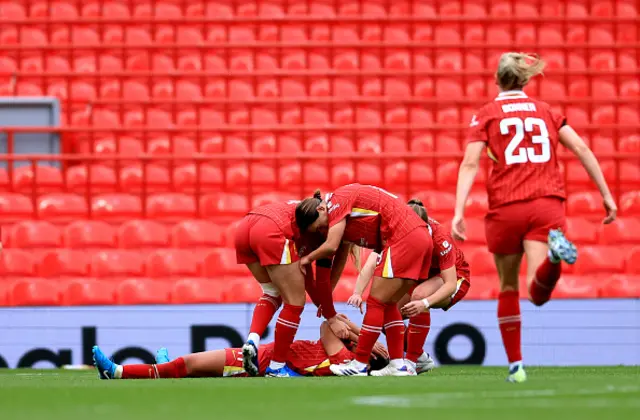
[0,0,638,305]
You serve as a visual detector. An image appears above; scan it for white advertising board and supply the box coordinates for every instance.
[0,300,638,368]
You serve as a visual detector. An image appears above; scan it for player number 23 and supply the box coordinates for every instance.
[500,117,550,165]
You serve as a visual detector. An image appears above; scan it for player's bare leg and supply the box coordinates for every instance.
[526,230,577,306]
[404,278,446,374]
[493,253,527,383]
[92,346,226,379]
[242,262,282,376]
[263,263,305,377]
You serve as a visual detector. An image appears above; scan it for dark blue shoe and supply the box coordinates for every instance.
[242,340,259,377]
[265,365,301,377]
[548,229,577,265]
[156,347,170,364]
[92,346,117,380]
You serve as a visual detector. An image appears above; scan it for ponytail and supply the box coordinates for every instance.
[296,189,323,232]
[496,52,545,91]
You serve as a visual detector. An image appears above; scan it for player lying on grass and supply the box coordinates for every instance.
[92,315,389,379]
[346,198,471,376]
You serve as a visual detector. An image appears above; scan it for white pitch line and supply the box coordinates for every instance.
[352,385,640,409]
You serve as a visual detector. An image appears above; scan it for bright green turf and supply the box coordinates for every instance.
[0,367,638,420]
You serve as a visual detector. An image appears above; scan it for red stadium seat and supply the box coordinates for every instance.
[147,193,196,221]
[173,164,223,192]
[598,218,640,245]
[413,191,456,220]
[599,275,640,299]
[0,250,37,277]
[116,279,171,305]
[465,192,489,217]
[66,165,117,193]
[567,191,601,217]
[37,193,88,222]
[171,278,226,304]
[626,247,640,274]
[61,280,116,306]
[91,250,145,278]
[64,220,116,249]
[620,191,640,215]
[467,247,497,276]
[38,249,91,277]
[200,193,250,220]
[171,220,224,248]
[145,250,202,278]
[566,217,599,245]
[12,165,64,193]
[8,278,60,306]
[91,194,143,222]
[463,276,499,300]
[203,248,249,277]
[572,246,625,275]
[120,164,170,192]
[10,221,62,249]
[117,220,170,249]
[462,218,486,245]
[222,277,262,302]
[552,275,599,299]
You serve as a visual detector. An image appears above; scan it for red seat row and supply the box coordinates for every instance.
[2,273,639,307]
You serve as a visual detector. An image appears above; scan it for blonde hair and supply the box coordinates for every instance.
[349,244,362,273]
[496,53,546,91]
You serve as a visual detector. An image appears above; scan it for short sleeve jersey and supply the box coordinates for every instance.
[326,184,426,247]
[249,201,298,239]
[427,219,470,280]
[466,90,567,209]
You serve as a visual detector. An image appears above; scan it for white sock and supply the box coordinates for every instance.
[417,352,429,363]
[114,365,123,379]
[509,360,523,371]
[405,359,417,370]
[548,249,560,264]
[247,333,261,347]
[269,361,285,370]
[352,360,367,370]
[390,358,405,368]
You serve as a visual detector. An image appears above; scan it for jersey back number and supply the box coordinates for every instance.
[500,117,550,165]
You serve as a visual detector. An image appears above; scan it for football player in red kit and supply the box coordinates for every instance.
[452,52,617,382]
[295,184,434,376]
[234,200,349,377]
[91,315,389,379]
[347,199,471,375]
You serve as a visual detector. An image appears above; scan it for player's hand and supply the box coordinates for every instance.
[451,215,467,241]
[346,293,364,314]
[327,317,350,340]
[602,195,617,225]
[298,258,309,275]
[371,342,389,360]
[401,300,428,318]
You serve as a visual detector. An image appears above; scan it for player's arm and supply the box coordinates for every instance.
[453,141,485,241]
[422,266,458,308]
[346,251,377,313]
[559,125,617,224]
[300,218,347,264]
[329,242,351,289]
[319,320,348,357]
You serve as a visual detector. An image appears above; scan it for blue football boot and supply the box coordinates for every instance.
[265,365,302,377]
[92,346,117,380]
[156,347,170,364]
[548,229,578,265]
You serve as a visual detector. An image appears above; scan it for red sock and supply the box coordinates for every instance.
[355,296,385,364]
[498,291,522,364]
[122,357,187,379]
[249,294,282,335]
[406,311,431,363]
[529,257,562,306]
[384,304,405,360]
[271,304,304,363]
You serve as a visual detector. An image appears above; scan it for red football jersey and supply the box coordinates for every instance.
[427,219,470,280]
[248,201,299,239]
[467,90,567,209]
[326,184,426,247]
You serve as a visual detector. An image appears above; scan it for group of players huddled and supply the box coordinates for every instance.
[93,52,616,383]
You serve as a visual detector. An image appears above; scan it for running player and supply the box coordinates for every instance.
[347,198,471,375]
[235,199,349,377]
[91,316,389,379]
[295,184,434,376]
[452,52,617,382]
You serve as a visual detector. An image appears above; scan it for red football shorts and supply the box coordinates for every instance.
[485,197,566,255]
[374,227,433,281]
[235,214,298,266]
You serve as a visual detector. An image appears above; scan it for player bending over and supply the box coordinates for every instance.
[347,199,471,375]
[235,199,349,377]
[453,52,616,383]
[296,184,433,377]
[92,315,389,379]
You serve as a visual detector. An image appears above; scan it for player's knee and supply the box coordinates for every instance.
[261,282,280,298]
[528,294,548,307]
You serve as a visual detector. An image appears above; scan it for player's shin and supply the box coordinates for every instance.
[383,304,406,367]
[121,358,188,379]
[529,257,562,306]
[498,291,523,368]
[406,311,431,368]
[248,283,282,345]
[353,296,386,368]
[270,303,304,369]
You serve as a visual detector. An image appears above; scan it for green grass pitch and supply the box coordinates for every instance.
[1,367,638,420]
